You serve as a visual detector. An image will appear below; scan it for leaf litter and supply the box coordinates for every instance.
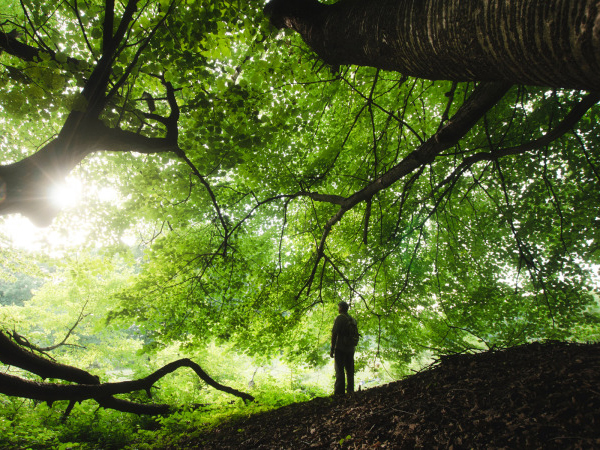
[176,341,600,449]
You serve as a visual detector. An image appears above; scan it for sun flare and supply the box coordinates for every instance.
[49,178,82,209]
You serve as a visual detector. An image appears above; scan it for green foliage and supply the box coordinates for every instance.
[0,336,336,449]
[339,435,353,446]
[0,397,151,449]
[0,271,44,306]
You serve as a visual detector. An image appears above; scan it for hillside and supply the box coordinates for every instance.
[177,341,599,449]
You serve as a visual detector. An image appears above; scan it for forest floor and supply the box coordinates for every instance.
[175,341,600,449]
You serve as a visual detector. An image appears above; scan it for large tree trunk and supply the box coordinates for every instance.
[264,0,600,91]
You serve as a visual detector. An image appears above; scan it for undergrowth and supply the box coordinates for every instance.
[0,383,327,449]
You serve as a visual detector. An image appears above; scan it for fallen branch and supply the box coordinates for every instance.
[0,357,254,415]
[0,331,99,384]
[0,331,254,415]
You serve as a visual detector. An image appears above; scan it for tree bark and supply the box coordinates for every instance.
[0,331,254,415]
[265,0,600,91]
[0,331,99,384]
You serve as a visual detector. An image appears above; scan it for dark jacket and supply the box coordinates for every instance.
[331,312,357,353]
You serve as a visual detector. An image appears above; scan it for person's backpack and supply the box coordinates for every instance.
[345,316,360,347]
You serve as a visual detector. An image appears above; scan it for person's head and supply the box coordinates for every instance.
[338,301,349,313]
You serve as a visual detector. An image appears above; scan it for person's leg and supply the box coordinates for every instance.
[334,349,346,395]
[345,350,355,393]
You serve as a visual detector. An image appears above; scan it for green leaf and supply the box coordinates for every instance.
[55,52,68,63]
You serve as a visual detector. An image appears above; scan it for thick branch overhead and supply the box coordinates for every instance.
[265,0,600,91]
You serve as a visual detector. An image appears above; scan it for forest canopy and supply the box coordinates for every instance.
[0,0,599,430]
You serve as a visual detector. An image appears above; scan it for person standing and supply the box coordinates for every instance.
[330,301,358,396]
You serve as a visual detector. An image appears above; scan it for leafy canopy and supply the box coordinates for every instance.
[0,0,598,378]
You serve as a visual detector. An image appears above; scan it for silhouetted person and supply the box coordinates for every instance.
[330,301,358,395]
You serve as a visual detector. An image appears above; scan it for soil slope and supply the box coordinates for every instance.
[181,341,600,449]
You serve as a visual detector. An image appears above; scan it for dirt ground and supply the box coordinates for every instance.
[179,341,600,449]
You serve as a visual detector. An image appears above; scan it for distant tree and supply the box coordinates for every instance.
[0,272,43,306]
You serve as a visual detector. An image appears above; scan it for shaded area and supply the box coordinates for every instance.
[186,341,599,448]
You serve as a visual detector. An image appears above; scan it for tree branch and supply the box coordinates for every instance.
[0,331,99,384]
[103,0,115,56]
[0,30,83,66]
[0,113,180,225]
[0,357,254,415]
[431,92,600,200]
[0,330,254,415]
[294,82,511,298]
[9,300,89,354]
